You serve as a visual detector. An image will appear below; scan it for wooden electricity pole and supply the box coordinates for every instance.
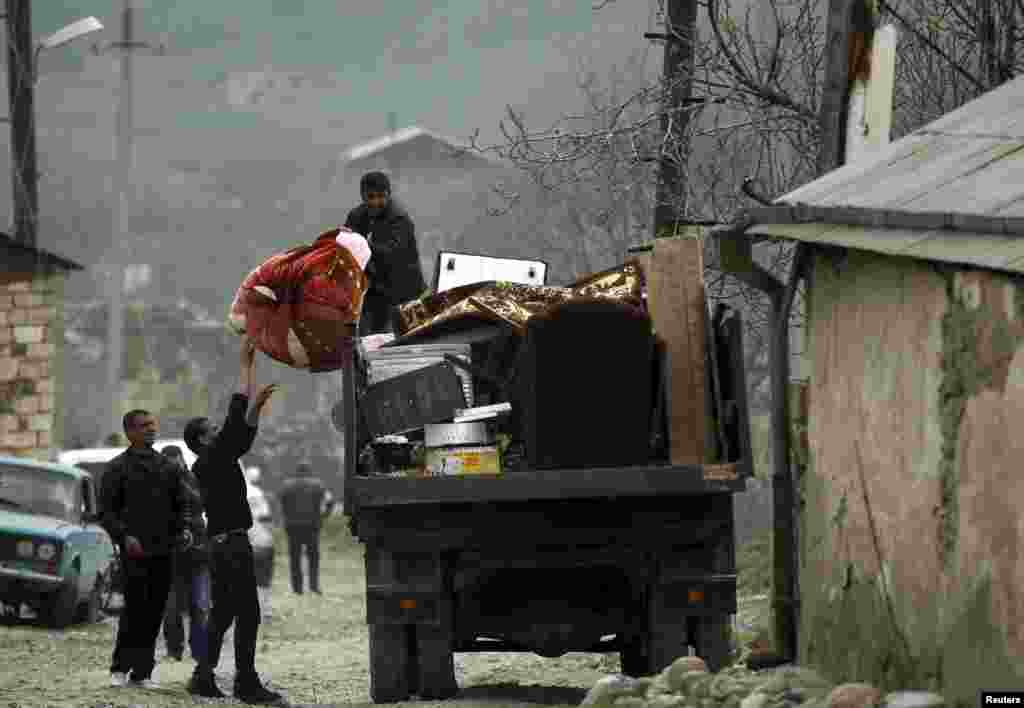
[767,0,866,664]
[5,0,38,251]
[650,0,698,238]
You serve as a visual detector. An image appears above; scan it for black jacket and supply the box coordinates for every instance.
[99,447,192,558]
[278,475,333,527]
[192,394,258,538]
[344,200,427,305]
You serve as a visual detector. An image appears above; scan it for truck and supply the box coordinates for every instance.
[336,242,755,703]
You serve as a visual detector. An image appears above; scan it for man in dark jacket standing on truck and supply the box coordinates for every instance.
[344,171,427,335]
[183,336,281,703]
[279,462,335,595]
[100,409,193,690]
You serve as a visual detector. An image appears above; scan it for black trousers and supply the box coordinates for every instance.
[204,534,261,680]
[359,295,393,336]
[111,553,173,680]
[285,524,321,593]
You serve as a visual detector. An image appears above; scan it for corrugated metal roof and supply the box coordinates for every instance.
[779,74,1024,217]
[743,73,1024,274]
[747,221,1024,273]
[345,126,477,163]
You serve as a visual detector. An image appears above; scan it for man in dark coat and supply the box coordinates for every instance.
[343,171,427,335]
[183,336,282,703]
[100,409,193,689]
[278,462,335,594]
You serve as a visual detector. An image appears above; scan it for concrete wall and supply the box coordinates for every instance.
[0,274,66,459]
[799,248,1024,703]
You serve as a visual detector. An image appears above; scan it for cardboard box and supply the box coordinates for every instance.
[424,445,502,477]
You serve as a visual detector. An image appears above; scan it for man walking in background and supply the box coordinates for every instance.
[100,410,193,690]
[344,171,427,335]
[160,445,211,667]
[279,462,335,595]
[183,336,282,704]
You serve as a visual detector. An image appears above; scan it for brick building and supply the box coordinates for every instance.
[0,233,82,459]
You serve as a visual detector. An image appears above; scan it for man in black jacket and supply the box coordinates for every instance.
[183,336,281,703]
[344,171,427,335]
[278,462,335,595]
[100,409,193,690]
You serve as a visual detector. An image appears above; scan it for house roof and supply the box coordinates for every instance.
[343,125,500,170]
[730,73,1024,275]
[0,232,83,274]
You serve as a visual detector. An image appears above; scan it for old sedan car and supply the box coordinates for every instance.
[0,455,115,627]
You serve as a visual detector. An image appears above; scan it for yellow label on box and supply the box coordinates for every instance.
[425,446,502,476]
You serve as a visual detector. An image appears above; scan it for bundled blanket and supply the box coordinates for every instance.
[228,227,370,371]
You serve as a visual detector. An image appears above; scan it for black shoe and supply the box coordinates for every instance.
[311,588,322,595]
[234,676,282,704]
[188,671,225,698]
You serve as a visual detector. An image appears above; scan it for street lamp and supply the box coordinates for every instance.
[1,15,105,121]
[5,4,106,253]
[38,15,104,53]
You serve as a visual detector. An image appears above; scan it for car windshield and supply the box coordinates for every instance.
[0,463,78,522]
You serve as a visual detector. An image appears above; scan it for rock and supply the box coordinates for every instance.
[882,692,946,708]
[755,666,833,695]
[663,656,708,693]
[826,683,883,708]
[741,693,771,708]
[613,698,648,708]
[664,667,713,696]
[645,694,688,708]
[582,675,648,708]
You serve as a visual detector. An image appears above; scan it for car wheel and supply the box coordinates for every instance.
[77,570,108,624]
[43,568,80,629]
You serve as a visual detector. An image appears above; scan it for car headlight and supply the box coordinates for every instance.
[37,543,57,561]
[16,540,34,558]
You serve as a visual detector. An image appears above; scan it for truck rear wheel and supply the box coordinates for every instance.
[415,625,458,699]
[369,624,413,703]
[620,633,653,677]
[691,614,732,671]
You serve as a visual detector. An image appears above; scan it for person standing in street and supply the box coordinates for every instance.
[100,410,193,690]
[343,171,427,335]
[160,445,211,666]
[183,336,282,704]
[278,462,335,595]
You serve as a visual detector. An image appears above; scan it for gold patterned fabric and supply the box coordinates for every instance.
[394,259,646,339]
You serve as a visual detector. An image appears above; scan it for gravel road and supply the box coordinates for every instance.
[1,518,690,708]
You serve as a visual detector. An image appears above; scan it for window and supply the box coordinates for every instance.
[0,464,79,522]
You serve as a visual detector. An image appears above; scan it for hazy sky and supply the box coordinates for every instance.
[33,0,661,148]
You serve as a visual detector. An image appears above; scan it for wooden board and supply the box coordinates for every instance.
[642,234,708,465]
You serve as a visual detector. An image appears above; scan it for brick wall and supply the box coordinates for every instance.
[0,275,63,460]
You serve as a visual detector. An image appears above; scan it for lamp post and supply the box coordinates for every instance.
[4,4,104,250]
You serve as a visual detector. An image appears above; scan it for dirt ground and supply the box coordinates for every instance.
[0,517,770,708]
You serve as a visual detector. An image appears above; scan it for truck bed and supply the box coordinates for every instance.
[347,460,749,508]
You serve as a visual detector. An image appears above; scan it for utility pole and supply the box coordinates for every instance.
[649,0,698,238]
[95,0,163,436]
[765,0,866,665]
[5,0,38,251]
